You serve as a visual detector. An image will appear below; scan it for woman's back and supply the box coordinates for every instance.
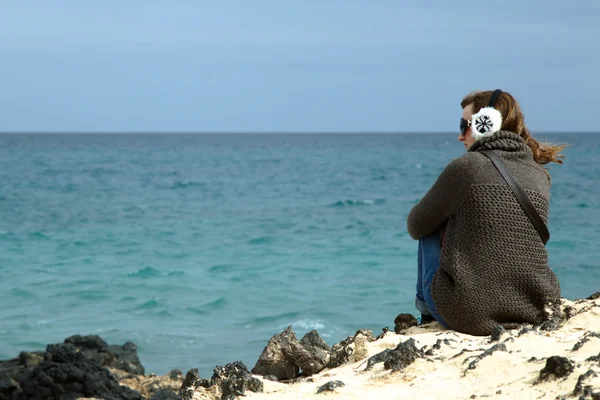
[430,132,561,335]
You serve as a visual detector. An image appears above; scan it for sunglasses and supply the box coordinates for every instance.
[460,118,471,136]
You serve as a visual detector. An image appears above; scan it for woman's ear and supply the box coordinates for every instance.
[470,107,503,141]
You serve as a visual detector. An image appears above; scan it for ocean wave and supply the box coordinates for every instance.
[123,205,145,214]
[185,297,226,315]
[10,288,35,298]
[33,268,58,274]
[82,167,117,175]
[55,240,87,249]
[46,183,79,193]
[550,240,576,249]
[293,225,320,234]
[156,310,173,317]
[208,264,236,273]
[19,320,54,331]
[168,180,206,190]
[329,198,386,207]
[362,261,381,267]
[247,236,275,245]
[127,266,162,279]
[127,266,187,279]
[239,311,300,327]
[76,291,110,301]
[201,297,226,310]
[54,290,110,301]
[28,231,51,240]
[134,299,161,310]
[0,232,19,242]
[186,307,209,315]
[29,279,58,287]
[54,278,100,287]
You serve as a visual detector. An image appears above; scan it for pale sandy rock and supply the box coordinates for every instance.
[112,368,183,398]
[347,333,369,364]
[181,297,600,400]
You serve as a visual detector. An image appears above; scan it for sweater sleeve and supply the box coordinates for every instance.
[407,156,472,240]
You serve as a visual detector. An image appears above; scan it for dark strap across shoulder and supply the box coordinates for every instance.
[480,150,550,245]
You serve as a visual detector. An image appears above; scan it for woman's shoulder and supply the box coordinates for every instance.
[443,152,488,173]
[431,152,488,187]
[453,150,550,190]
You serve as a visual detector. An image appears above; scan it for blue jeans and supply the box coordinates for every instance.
[415,231,449,328]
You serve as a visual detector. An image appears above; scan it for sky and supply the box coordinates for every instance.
[1,1,599,133]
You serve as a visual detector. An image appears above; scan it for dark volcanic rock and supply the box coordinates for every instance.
[490,325,506,342]
[383,339,423,372]
[178,368,210,400]
[539,356,574,382]
[211,361,263,400]
[327,329,373,369]
[0,335,148,400]
[0,334,145,398]
[539,300,565,332]
[572,332,600,352]
[464,344,507,372]
[588,292,600,300]
[251,326,300,380]
[294,330,331,376]
[365,349,392,371]
[394,314,418,333]
[180,362,263,400]
[284,343,326,376]
[178,368,201,400]
[573,369,598,396]
[252,327,331,379]
[148,388,179,400]
[18,351,45,369]
[65,334,145,375]
[0,351,45,386]
[0,378,20,400]
[168,369,183,381]
[587,353,600,364]
[15,343,141,400]
[563,305,575,320]
[376,327,391,340]
[517,324,536,337]
[540,319,561,332]
[316,380,345,394]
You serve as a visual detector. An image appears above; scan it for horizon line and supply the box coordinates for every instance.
[1,131,598,135]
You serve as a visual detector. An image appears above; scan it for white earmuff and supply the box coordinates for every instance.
[470,106,503,141]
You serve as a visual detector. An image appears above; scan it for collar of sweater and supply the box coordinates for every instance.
[468,130,533,160]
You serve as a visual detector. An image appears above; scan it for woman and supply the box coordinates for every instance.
[408,89,567,336]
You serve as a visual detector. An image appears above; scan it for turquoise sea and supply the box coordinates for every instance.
[0,133,598,378]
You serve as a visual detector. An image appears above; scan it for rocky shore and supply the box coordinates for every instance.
[1,292,598,400]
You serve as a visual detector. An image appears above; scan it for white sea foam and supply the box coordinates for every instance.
[283,319,325,332]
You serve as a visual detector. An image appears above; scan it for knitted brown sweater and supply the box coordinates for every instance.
[407,131,561,336]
